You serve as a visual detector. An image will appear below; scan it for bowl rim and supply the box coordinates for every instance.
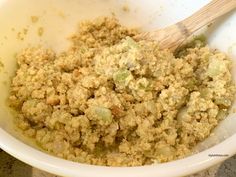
[0,128,236,177]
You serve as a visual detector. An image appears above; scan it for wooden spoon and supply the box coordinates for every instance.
[137,0,236,51]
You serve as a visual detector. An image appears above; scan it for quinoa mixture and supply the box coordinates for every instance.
[8,17,236,166]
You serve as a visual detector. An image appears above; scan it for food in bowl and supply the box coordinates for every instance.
[8,17,236,166]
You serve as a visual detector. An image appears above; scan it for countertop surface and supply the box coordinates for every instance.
[0,149,235,177]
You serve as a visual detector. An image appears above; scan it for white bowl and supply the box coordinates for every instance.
[0,0,236,177]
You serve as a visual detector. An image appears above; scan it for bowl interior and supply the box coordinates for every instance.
[0,0,236,155]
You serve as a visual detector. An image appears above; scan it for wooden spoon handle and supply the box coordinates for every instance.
[180,0,236,36]
[137,0,236,51]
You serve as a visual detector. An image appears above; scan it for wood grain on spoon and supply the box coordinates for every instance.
[137,0,236,51]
